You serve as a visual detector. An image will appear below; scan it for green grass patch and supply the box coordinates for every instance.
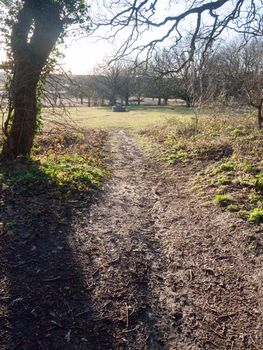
[248,193,262,203]
[255,173,263,191]
[216,174,232,185]
[0,128,108,236]
[213,194,233,207]
[248,208,263,223]
[202,156,262,223]
[139,110,263,224]
[1,128,108,201]
[40,155,105,191]
[227,204,240,212]
[0,155,106,197]
[230,126,250,137]
[219,161,235,171]
[242,162,257,174]
[43,106,194,130]
[139,115,236,165]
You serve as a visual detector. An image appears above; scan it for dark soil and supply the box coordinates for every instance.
[0,130,262,349]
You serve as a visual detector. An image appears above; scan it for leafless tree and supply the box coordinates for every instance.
[93,60,135,106]
[220,38,263,128]
[94,63,121,106]
[145,52,174,105]
[117,63,136,105]
[91,0,263,68]
[65,75,98,106]
[132,63,148,105]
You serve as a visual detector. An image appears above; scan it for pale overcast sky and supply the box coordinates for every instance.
[61,37,114,74]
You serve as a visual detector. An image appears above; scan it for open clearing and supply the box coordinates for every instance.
[44,105,194,129]
[0,106,262,349]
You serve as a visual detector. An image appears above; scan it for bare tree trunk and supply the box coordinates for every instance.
[1,1,62,161]
[109,97,116,106]
[186,98,191,107]
[248,95,263,129]
[54,94,58,106]
[257,104,263,129]
[158,97,161,105]
[2,64,41,159]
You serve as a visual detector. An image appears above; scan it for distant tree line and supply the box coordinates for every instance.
[42,37,263,128]
[1,0,263,160]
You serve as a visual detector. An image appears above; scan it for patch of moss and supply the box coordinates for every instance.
[242,162,256,174]
[237,210,249,220]
[230,126,249,137]
[213,194,232,207]
[219,161,235,171]
[227,204,240,212]
[0,155,106,196]
[161,149,189,164]
[217,174,232,185]
[248,193,262,203]
[255,174,263,191]
[248,208,263,223]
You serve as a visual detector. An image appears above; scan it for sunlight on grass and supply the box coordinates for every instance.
[139,112,262,224]
[43,106,194,129]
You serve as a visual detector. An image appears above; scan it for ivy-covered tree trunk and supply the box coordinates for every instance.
[2,63,41,159]
[1,0,63,161]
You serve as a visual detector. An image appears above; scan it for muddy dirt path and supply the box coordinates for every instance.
[1,130,262,350]
[70,130,171,349]
[69,130,263,349]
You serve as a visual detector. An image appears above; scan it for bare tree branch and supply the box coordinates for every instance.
[89,0,263,71]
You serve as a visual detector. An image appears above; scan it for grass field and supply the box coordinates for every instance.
[44,105,194,129]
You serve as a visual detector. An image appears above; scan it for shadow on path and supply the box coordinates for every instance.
[0,160,114,350]
[71,131,166,349]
